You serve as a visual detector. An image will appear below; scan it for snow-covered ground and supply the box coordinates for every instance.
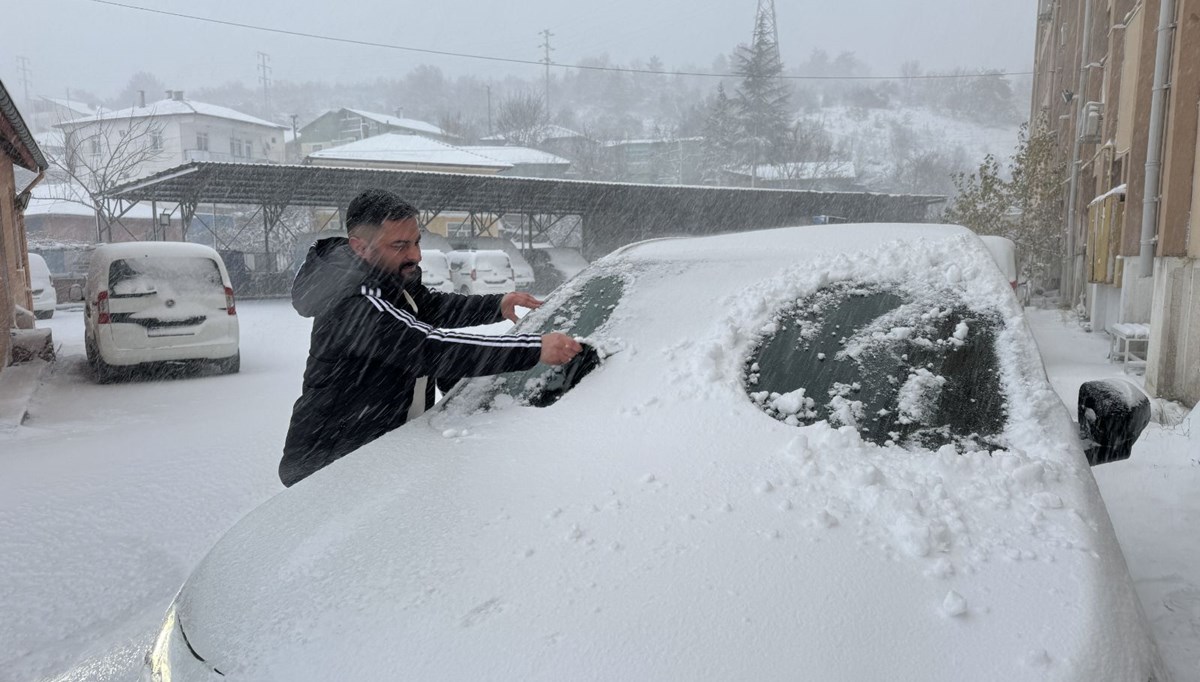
[0,302,1195,681]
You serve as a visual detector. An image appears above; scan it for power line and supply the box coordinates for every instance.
[86,0,1033,82]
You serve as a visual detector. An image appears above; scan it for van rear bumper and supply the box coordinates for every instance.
[97,320,239,366]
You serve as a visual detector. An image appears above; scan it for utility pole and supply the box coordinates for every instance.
[482,83,492,135]
[16,56,32,110]
[538,29,554,115]
[257,51,272,116]
[290,113,299,162]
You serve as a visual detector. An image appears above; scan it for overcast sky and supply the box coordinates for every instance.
[5,0,1037,105]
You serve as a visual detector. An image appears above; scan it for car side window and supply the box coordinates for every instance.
[746,282,1007,451]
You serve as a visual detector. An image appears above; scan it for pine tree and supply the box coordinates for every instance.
[700,84,739,183]
[732,9,793,175]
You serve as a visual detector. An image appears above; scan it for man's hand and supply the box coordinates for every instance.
[540,333,583,365]
[501,292,542,323]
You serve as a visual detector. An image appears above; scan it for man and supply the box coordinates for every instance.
[281,189,582,486]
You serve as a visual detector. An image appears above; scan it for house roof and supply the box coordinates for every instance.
[57,97,286,130]
[481,124,586,143]
[40,96,95,117]
[308,134,512,170]
[724,162,858,181]
[343,109,451,137]
[604,136,704,147]
[0,79,48,171]
[460,146,570,166]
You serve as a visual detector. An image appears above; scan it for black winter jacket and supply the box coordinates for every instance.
[280,238,541,486]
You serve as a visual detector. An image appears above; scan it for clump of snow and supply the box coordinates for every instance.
[941,590,968,617]
[896,369,948,425]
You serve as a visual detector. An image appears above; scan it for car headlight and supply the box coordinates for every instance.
[141,605,225,681]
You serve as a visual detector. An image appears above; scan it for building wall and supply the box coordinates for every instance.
[61,114,285,183]
[1,159,34,364]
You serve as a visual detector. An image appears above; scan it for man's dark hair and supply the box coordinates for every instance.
[345,189,419,236]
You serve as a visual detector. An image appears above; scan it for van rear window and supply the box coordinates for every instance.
[475,253,510,271]
[108,257,223,298]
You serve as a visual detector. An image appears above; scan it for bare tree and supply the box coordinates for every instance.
[494,91,548,147]
[48,111,167,241]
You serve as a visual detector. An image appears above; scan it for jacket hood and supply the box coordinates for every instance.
[291,237,374,318]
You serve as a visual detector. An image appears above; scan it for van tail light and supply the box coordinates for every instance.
[225,286,237,315]
[470,268,477,281]
[96,290,111,324]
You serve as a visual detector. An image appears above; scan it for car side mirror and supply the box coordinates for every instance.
[69,284,84,302]
[1078,379,1151,466]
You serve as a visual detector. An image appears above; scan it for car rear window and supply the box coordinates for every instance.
[746,282,1006,451]
[108,257,224,298]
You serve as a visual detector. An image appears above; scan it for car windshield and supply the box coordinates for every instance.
[445,272,625,411]
[108,257,224,298]
[746,281,1007,451]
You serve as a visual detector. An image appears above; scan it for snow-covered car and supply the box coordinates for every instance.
[85,241,240,382]
[464,236,536,291]
[419,249,454,293]
[27,252,57,319]
[145,224,1164,681]
[446,249,516,295]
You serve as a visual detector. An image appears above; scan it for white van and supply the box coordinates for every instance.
[420,249,454,293]
[446,250,516,295]
[27,253,57,319]
[84,242,240,381]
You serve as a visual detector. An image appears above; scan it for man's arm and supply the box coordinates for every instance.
[353,290,542,378]
[412,287,507,328]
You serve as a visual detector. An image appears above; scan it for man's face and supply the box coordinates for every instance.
[350,217,422,282]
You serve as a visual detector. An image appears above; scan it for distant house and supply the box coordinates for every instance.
[29,95,95,134]
[306,133,511,174]
[54,90,288,184]
[482,124,589,160]
[298,108,457,157]
[721,161,860,191]
[1,78,50,369]
[458,145,571,179]
[606,137,704,184]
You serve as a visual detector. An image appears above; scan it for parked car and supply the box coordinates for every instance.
[457,237,535,291]
[420,249,454,293]
[145,224,1163,681]
[27,253,57,319]
[525,247,589,295]
[446,249,516,295]
[84,242,240,382]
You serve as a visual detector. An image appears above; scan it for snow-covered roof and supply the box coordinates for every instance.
[57,98,286,130]
[481,124,586,142]
[40,96,95,116]
[307,134,512,169]
[34,131,65,150]
[28,181,163,219]
[460,145,570,166]
[725,161,858,181]
[605,136,704,147]
[344,109,450,137]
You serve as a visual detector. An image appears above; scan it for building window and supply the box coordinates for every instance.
[89,137,101,155]
[231,138,242,157]
[151,132,163,150]
[196,132,209,151]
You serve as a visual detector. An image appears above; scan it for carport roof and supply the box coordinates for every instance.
[104,162,943,219]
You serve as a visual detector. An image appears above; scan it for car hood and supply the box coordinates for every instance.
[173,225,1164,681]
